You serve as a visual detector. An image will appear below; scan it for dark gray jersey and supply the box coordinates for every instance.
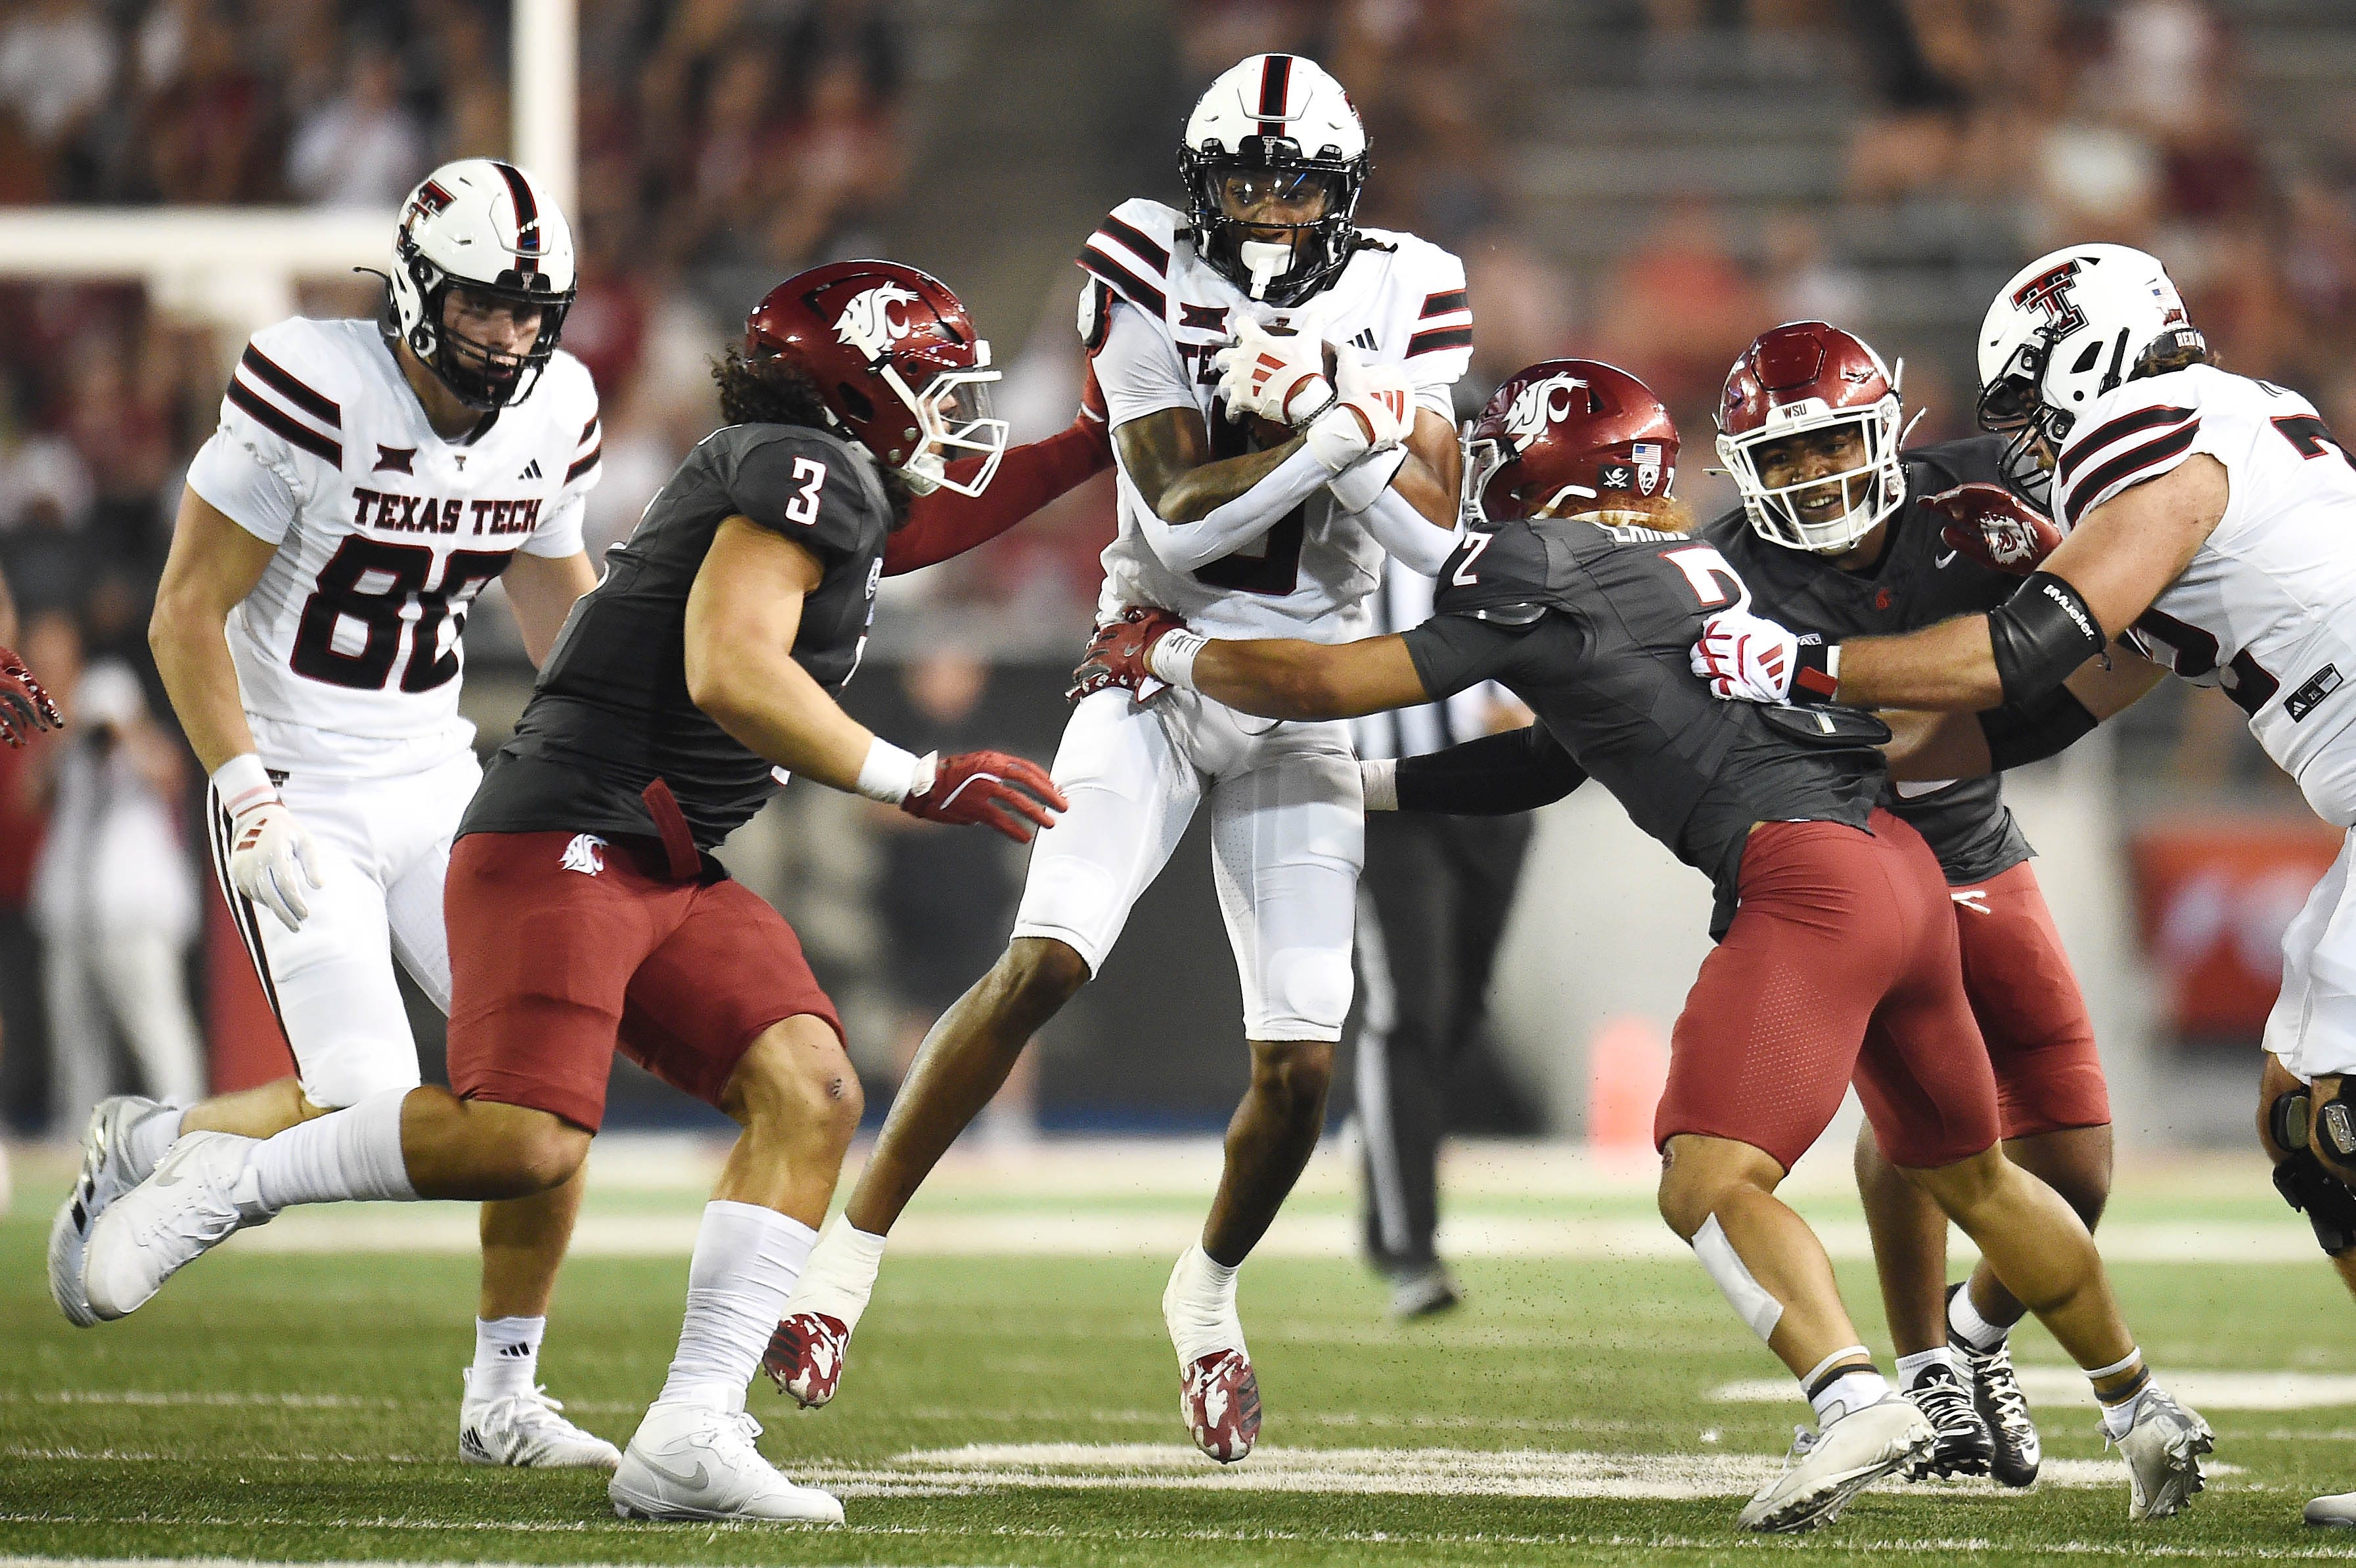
[1700,436,2031,885]
[461,423,892,850]
[1401,516,1888,925]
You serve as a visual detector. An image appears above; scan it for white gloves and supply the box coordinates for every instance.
[1690,606,1840,706]
[214,755,322,933]
[1213,317,1332,427]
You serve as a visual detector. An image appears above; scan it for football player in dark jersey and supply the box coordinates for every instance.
[1070,361,2211,1533]
[1702,321,2117,1486]
[72,261,1074,1526]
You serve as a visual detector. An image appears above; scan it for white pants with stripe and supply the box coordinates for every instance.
[1011,687,1365,1041]
[205,741,480,1108]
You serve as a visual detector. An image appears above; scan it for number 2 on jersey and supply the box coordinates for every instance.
[288,536,513,692]
[1660,544,1749,609]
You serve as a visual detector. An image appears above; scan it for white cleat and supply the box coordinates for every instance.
[459,1370,622,1471]
[609,1402,844,1523]
[2115,1385,2213,1522]
[49,1096,174,1327]
[1738,1396,1934,1533]
[81,1131,270,1321]
[2306,1491,2356,1527]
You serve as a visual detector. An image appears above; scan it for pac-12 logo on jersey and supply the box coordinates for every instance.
[834,284,921,357]
[561,834,606,876]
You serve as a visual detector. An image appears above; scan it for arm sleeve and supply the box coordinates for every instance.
[1354,482,1462,575]
[728,436,871,566]
[185,426,300,544]
[1133,443,1335,571]
[1093,300,1197,427]
[1400,609,1549,698]
[1976,682,2098,771]
[1394,723,1586,815]
[884,415,1113,575]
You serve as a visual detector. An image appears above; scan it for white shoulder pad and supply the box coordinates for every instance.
[1079,198,1181,332]
[2052,364,2215,529]
[223,316,357,471]
[1366,231,1472,381]
[543,350,603,491]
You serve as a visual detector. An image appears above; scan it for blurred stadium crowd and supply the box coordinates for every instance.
[0,0,2349,1133]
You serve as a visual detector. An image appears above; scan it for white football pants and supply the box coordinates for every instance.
[1012,687,1364,1041]
[204,744,480,1108]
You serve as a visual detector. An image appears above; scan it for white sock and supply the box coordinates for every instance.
[470,1315,546,1399]
[124,1106,183,1180]
[2099,1379,2150,1439]
[1809,1368,1892,1427]
[1164,1243,1243,1366]
[789,1216,889,1330]
[1947,1284,2008,1352]
[657,1201,819,1414]
[248,1089,419,1211]
[1895,1347,1962,1387]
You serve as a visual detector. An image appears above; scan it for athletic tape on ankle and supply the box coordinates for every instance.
[1802,1346,1874,1396]
[1692,1215,1783,1342]
[2086,1347,2144,1381]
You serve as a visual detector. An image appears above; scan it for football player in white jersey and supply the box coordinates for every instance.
[1688,240,2356,1519]
[770,53,1470,1461]
[48,159,616,1470]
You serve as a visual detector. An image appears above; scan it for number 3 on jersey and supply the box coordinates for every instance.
[289,537,513,692]
[782,455,828,525]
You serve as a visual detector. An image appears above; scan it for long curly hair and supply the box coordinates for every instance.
[710,349,912,525]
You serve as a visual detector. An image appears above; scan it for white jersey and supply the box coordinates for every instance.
[185,317,600,774]
[2056,363,2356,821]
[1078,198,1472,642]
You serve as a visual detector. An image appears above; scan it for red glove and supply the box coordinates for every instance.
[1067,606,1189,705]
[0,645,62,748]
[901,750,1066,843]
[1924,482,2062,575]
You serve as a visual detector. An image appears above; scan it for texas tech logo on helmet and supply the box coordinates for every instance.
[2011,259,2089,342]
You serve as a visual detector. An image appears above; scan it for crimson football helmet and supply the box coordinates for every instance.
[743,260,1008,496]
[1717,321,1917,554]
[1462,359,1679,527]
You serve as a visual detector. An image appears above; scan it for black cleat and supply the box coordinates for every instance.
[1948,1282,2041,1487]
[1901,1360,1994,1479]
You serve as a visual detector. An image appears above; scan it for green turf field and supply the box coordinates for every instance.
[7,1138,2356,1567]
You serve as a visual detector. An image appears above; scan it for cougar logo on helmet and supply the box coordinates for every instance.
[1502,373,1589,449]
[833,283,922,359]
[2011,260,2089,341]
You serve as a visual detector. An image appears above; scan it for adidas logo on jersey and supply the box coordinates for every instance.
[520,459,543,480]
[561,834,606,876]
[1348,328,1378,353]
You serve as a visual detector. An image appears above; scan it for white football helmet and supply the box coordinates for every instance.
[1974,242,2205,507]
[386,159,577,410]
[1179,54,1368,306]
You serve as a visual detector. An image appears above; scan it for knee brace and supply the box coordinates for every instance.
[2269,1086,2356,1256]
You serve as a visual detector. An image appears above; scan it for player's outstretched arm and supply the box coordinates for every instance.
[501,549,599,668]
[1833,458,2227,712]
[883,372,1114,576]
[1881,640,2170,782]
[1076,608,1432,722]
[686,516,1064,841]
[1370,723,1586,815]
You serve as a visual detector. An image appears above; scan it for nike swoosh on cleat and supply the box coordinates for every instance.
[639,1456,710,1491]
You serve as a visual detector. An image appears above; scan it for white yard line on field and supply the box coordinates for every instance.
[1715,1368,2356,1411]
[223,1205,2319,1263]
